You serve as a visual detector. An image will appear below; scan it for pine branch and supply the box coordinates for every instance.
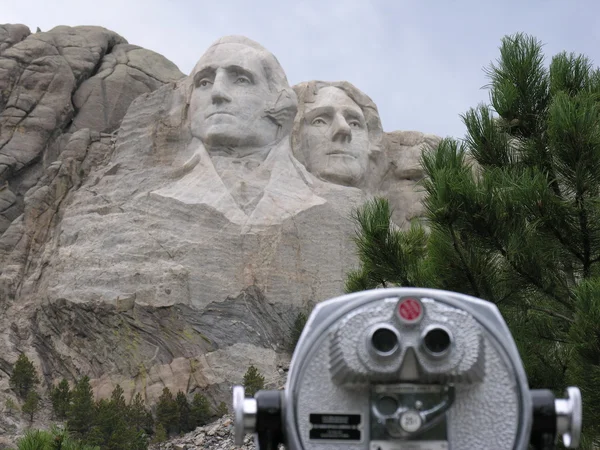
[576,192,592,277]
[449,224,481,298]
[538,202,584,261]
[490,234,572,307]
[527,305,574,324]
[535,334,569,344]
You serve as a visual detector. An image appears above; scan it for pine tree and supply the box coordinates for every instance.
[175,391,192,434]
[128,392,154,435]
[86,386,150,450]
[9,353,39,399]
[347,33,600,446]
[289,311,308,352]
[5,397,18,415]
[151,424,167,444]
[215,401,228,417]
[21,390,40,423]
[242,365,265,397]
[155,387,178,436]
[51,378,72,420]
[190,393,212,427]
[67,376,95,439]
[105,384,128,450]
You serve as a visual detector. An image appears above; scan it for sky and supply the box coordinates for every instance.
[4,0,600,140]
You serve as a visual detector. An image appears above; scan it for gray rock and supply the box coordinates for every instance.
[0,32,439,423]
[0,25,183,236]
[0,24,30,54]
[70,43,183,133]
[379,130,441,226]
[150,415,257,450]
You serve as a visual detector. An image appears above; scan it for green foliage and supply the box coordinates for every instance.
[16,429,52,450]
[175,391,193,434]
[347,32,600,446]
[289,311,309,352]
[5,397,19,414]
[150,424,167,444]
[191,393,212,427]
[85,385,152,450]
[568,279,600,439]
[67,377,95,440]
[16,426,100,450]
[242,365,265,397]
[22,390,40,423]
[128,393,154,435]
[10,353,40,399]
[155,387,178,436]
[51,379,72,420]
[215,401,228,417]
[345,197,430,292]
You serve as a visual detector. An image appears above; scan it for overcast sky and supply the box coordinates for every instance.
[5,0,600,139]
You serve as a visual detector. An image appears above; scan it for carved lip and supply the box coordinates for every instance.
[207,111,234,118]
[327,149,357,158]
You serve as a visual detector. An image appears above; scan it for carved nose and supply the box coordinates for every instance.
[332,114,352,143]
[211,72,232,104]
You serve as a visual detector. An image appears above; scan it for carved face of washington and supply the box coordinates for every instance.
[292,81,383,188]
[189,36,297,154]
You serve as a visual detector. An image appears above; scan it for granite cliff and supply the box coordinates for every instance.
[0,25,438,438]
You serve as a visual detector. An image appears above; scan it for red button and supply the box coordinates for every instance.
[398,298,422,322]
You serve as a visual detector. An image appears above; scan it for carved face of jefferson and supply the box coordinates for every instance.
[299,86,371,186]
[189,37,295,153]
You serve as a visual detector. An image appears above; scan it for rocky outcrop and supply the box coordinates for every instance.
[380,130,441,226]
[0,30,439,436]
[0,24,184,236]
[150,415,254,450]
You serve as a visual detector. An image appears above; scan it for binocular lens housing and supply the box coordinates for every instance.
[370,326,400,356]
[422,327,452,356]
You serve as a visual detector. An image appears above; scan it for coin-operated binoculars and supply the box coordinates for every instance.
[233,288,582,450]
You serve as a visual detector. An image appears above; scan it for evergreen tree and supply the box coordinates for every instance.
[5,397,19,415]
[9,353,39,399]
[215,401,228,417]
[347,32,600,446]
[51,378,72,420]
[151,424,167,444]
[87,386,150,450]
[175,391,192,434]
[191,393,212,427]
[21,390,40,423]
[155,387,178,436]
[68,376,95,440]
[128,393,154,435]
[242,365,265,397]
[289,311,308,352]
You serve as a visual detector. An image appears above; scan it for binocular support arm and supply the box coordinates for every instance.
[233,386,285,450]
[530,387,582,450]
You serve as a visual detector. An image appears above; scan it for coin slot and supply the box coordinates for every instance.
[376,396,398,416]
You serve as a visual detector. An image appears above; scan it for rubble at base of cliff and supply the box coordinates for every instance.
[150,415,255,450]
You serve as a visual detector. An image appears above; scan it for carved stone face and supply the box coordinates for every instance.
[299,86,370,186]
[189,43,280,151]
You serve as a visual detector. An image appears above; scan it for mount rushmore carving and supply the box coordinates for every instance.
[0,28,440,411]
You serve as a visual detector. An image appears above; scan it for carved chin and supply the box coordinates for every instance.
[203,129,243,148]
[317,167,362,187]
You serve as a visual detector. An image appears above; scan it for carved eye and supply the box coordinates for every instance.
[235,76,251,84]
[312,118,327,126]
[198,79,212,88]
[349,120,362,128]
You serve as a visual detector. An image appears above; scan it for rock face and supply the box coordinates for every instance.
[0,24,183,236]
[150,414,256,450]
[0,29,438,432]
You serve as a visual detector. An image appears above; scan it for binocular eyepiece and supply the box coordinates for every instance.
[233,288,582,450]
